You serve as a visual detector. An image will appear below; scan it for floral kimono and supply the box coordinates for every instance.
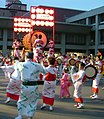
[17,59,46,117]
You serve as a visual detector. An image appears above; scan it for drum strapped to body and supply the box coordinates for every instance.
[56,58,62,65]
[85,64,97,79]
[75,60,80,67]
[68,58,76,66]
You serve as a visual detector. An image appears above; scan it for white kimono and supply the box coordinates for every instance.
[92,61,102,93]
[42,65,57,106]
[71,69,86,103]
[0,60,21,100]
[17,59,46,117]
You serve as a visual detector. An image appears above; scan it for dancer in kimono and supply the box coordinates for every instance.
[71,62,86,109]
[1,56,12,80]
[12,38,21,60]
[40,56,57,111]
[32,38,44,63]
[56,57,63,79]
[59,67,71,98]
[47,40,54,57]
[5,57,21,103]
[90,55,102,99]
[15,52,46,119]
[0,57,21,103]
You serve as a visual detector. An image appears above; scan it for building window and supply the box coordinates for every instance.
[73,19,86,25]
[7,29,13,40]
[89,16,95,24]
[77,19,86,24]
[0,29,3,40]
[0,46,2,50]
[90,31,95,45]
[100,30,104,45]
[7,46,12,50]
[44,32,61,44]
[65,33,86,45]
[54,33,61,44]
[99,13,104,23]
[66,34,74,44]
[45,32,52,41]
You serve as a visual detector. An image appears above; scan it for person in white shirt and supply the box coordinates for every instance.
[71,62,86,109]
[90,55,102,99]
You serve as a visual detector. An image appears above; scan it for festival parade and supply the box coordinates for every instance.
[0,0,104,119]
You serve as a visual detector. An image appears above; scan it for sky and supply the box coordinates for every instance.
[0,0,104,11]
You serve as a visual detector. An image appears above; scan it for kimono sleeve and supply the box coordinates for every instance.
[0,65,14,74]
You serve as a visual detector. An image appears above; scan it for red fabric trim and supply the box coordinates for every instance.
[92,87,99,93]
[45,72,56,81]
[100,61,104,73]
[40,73,43,80]
[82,75,86,82]
[92,78,95,80]
[7,92,19,101]
[43,96,54,106]
[33,59,37,62]
[75,97,83,103]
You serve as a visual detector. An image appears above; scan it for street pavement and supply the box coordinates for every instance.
[0,69,104,119]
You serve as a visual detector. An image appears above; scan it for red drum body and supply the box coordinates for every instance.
[85,65,97,79]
